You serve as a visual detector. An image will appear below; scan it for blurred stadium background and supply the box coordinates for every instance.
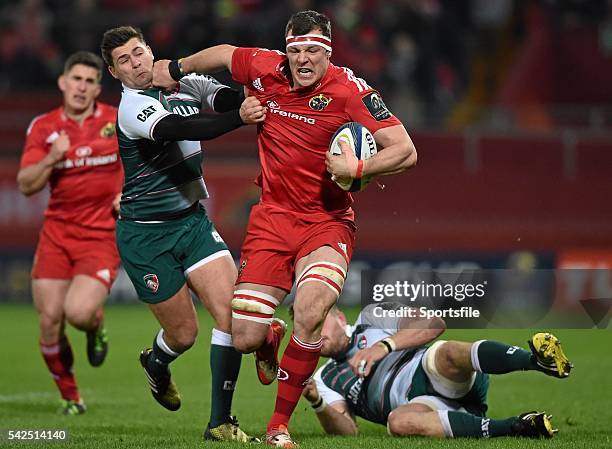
[1,1,611,446]
[1,0,611,308]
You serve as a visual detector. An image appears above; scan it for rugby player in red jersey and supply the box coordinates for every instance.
[153,10,417,446]
[17,51,122,415]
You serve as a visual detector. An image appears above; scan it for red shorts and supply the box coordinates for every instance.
[236,204,356,291]
[32,219,120,290]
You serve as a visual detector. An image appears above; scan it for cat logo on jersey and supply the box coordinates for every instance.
[309,94,332,111]
[100,121,116,138]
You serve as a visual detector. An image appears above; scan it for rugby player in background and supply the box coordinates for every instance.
[17,51,122,415]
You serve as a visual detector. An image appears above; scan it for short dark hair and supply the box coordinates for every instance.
[285,10,331,39]
[100,26,146,67]
[63,51,103,81]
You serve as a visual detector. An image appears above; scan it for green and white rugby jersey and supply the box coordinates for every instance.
[116,74,226,220]
[314,304,427,424]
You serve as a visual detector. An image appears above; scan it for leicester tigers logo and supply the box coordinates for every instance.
[357,335,368,349]
[143,274,159,293]
[309,94,332,111]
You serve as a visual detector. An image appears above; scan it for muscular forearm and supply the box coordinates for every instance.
[388,316,446,351]
[181,45,236,75]
[363,126,417,177]
[363,140,416,177]
[315,406,358,436]
[17,155,56,195]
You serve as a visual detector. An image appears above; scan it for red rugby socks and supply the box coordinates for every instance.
[267,334,322,432]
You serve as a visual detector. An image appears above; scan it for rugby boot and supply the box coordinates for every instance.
[59,399,86,415]
[528,332,573,378]
[511,411,556,438]
[139,348,181,411]
[86,322,108,367]
[265,425,298,448]
[204,416,260,443]
[255,318,287,385]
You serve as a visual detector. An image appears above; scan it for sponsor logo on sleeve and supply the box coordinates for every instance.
[137,105,157,122]
[362,92,392,121]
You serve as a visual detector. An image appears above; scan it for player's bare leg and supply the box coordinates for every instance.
[388,402,555,439]
[141,285,199,411]
[231,283,287,385]
[266,246,347,448]
[186,253,258,442]
[64,275,109,367]
[33,279,85,414]
[387,403,446,437]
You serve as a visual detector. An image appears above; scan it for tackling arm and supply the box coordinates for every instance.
[152,95,264,141]
[153,45,237,90]
[349,312,445,377]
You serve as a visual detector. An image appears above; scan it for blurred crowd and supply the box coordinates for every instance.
[1,0,610,127]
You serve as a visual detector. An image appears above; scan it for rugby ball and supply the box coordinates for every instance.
[328,122,377,192]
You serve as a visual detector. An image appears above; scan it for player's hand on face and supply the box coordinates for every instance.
[50,131,70,162]
[349,344,389,378]
[240,96,267,124]
[302,379,320,403]
[152,59,178,90]
[326,138,358,183]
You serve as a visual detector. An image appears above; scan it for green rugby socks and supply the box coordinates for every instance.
[442,410,517,437]
[471,340,537,374]
[209,329,242,427]
[147,329,179,377]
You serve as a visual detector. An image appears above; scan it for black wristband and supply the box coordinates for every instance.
[168,59,185,81]
[379,339,393,354]
[310,397,323,409]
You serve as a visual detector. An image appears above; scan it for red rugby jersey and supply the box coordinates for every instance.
[232,47,401,221]
[20,102,122,230]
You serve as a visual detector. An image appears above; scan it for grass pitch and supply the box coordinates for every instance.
[0,304,610,448]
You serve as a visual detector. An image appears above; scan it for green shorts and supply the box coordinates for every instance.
[116,205,230,303]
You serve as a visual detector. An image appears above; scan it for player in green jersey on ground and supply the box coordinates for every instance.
[300,303,573,439]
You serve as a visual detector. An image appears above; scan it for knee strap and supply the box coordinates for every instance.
[296,262,347,298]
[231,289,280,324]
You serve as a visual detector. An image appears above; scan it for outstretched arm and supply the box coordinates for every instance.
[153,45,237,90]
[152,96,265,141]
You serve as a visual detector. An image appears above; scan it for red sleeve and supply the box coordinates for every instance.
[20,116,50,169]
[346,90,402,134]
[231,47,259,85]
